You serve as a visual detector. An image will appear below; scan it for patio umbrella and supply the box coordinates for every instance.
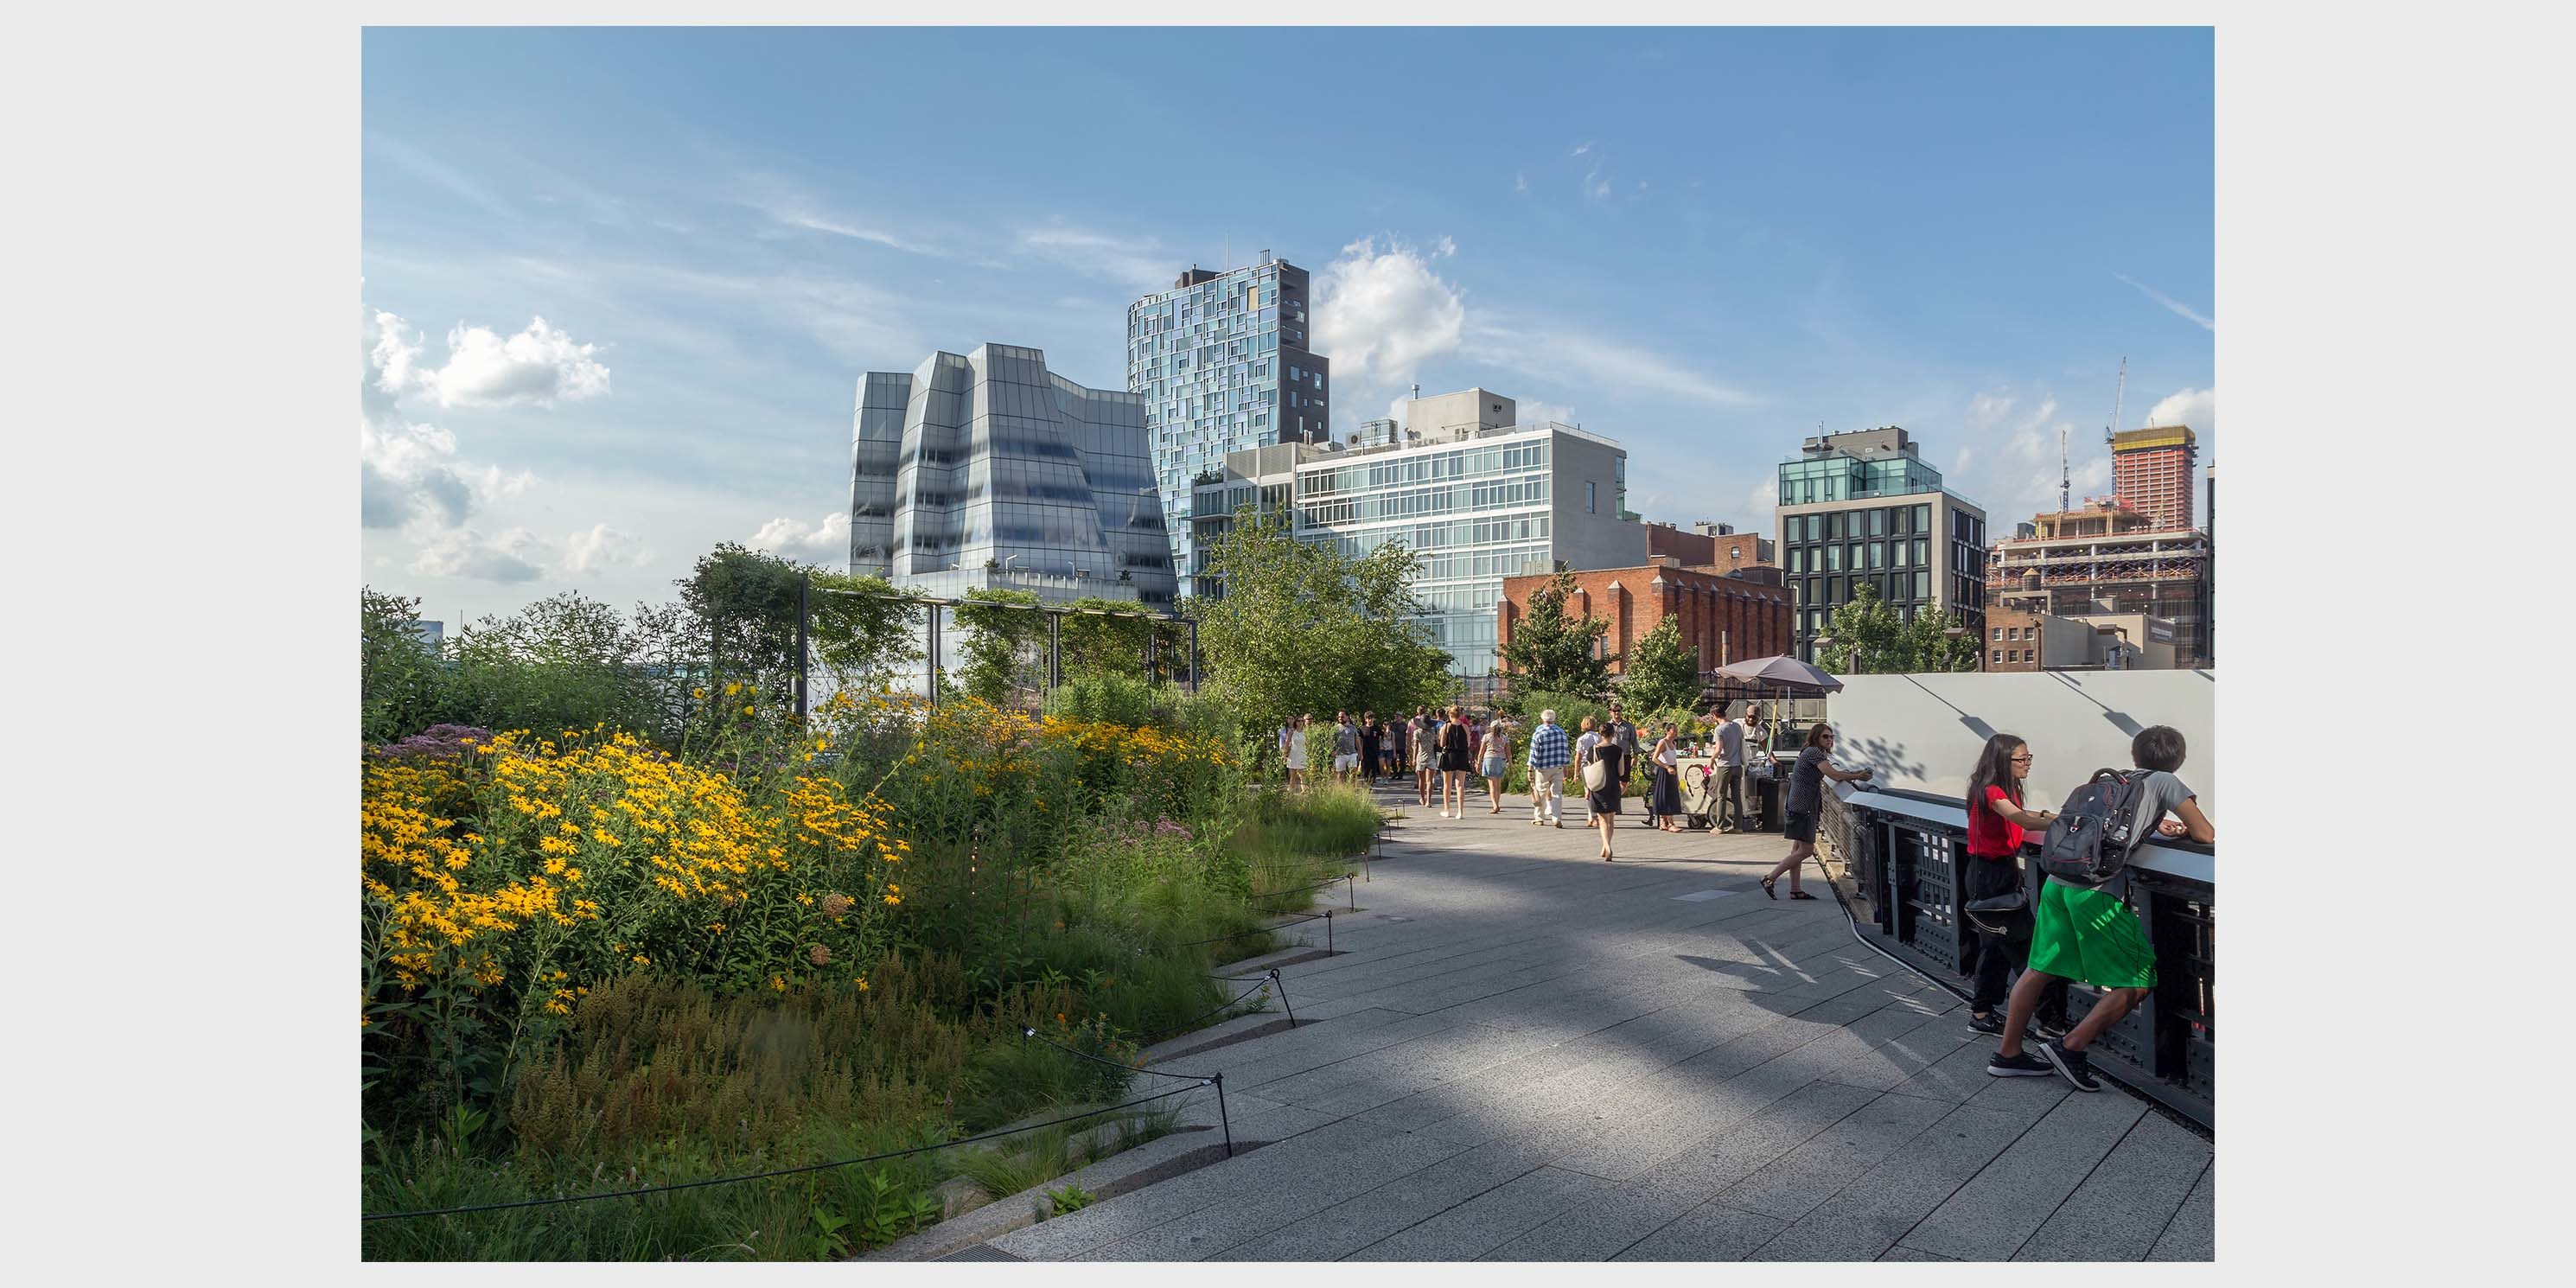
[1711,654,1844,770]
[1712,654,1844,694]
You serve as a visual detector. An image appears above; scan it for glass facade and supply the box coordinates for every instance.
[1782,497,1985,660]
[1776,454,1945,506]
[1126,258,1329,598]
[849,344,1174,609]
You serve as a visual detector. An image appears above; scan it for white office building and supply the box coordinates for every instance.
[1191,387,1643,675]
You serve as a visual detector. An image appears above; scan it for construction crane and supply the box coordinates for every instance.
[2101,355,2128,445]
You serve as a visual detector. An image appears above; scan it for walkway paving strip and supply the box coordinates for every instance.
[969,788,2212,1262]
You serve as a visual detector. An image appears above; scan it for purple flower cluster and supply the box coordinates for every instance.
[1109,817,1194,844]
[369,724,496,761]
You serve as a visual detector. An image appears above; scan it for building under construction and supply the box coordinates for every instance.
[1986,500,2212,666]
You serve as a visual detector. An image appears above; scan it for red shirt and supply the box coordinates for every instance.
[1967,784,2025,858]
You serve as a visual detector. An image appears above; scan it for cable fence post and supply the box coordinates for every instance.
[1325,908,1333,954]
[1213,1073,1234,1158]
[1345,873,1355,911]
[1271,967,1295,1028]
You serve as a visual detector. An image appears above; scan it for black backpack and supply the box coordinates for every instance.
[2037,768,2148,888]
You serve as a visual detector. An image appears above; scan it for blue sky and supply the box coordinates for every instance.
[360,25,2213,623]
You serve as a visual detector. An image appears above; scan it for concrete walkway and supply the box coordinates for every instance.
[985,786,2214,1262]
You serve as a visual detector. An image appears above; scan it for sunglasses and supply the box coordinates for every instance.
[2011,755,2034,763]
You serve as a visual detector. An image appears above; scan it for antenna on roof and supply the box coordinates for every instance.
[2059,426,2071,515]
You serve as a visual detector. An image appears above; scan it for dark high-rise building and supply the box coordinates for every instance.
[1772,426,1988,662]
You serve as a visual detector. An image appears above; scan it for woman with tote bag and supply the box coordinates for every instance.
[1581,723,1626,860]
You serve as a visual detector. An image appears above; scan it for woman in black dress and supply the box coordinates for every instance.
[1582,727,1626,860]
[1437,704,1475,819]
[1648,721,1685,831]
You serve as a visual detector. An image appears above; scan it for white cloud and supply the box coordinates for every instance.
[418,316,613,408]
[1018,224,1174,292]
[1570,141,1594,157]
[751,512,850,556]
[563,523,651,574]
[1312,236,1469,413]
[1431,235,1457,259]
[367,133,516,220]
[1746,477,1779,521]
[1466,315,1757,409]
[735,177,950,258]
[1514,172,1529,194]
[2113,272,2215,331]
[2142,386,2215,435]
[360,309,538,530]
[411,527,553,583]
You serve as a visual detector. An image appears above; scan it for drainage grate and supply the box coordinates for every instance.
[935,1244,1026,1262]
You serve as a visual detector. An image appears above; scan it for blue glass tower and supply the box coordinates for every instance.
[1126,255,1330,600]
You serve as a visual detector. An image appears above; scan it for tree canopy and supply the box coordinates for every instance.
[1185,507,1454,739]
[1497,570,1611,697]
[1616,615,1702,715]
[1813,583,1981,674]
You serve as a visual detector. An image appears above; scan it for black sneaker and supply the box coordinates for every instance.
[1965,1011,2005,1036]
[2038,1040,2101,1092]
[1986,1049,2050,1078]
[2032,1014,2069,1041]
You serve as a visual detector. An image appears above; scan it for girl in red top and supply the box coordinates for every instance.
[1962,735,2057,1034]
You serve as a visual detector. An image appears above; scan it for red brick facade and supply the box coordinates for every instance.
[1496,556,1793,675]
[1985,607,2043,672]
[1642,523,1774,572]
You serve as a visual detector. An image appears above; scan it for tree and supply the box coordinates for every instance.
[1903,608,1984,673]
[678,543,807,682]
[1497,570,1610,697]
[1186,508,1454,743]
[360,589,451,743]
[1617,616,1701,715]
[953,588,1046,705]
[809,569,925,691]
[1056,595,1188,681]
[1813,583,1909,674]
[1814,583,1983,674]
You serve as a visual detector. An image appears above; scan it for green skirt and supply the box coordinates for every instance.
[2027,882,2158,990]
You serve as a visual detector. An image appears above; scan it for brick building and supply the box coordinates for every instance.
[2109,425,2198,532]
[1984,606,2181,673]
[1496,553,1792,678]
[1642,520,1775,572]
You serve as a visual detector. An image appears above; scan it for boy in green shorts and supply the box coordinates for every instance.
[1988,725,2216,1092]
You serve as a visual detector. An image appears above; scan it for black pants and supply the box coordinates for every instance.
[1964,856,2031,1014]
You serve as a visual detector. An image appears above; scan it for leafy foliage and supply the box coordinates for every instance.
[1185,508,1454,743]
[1617,615,1702,715]
[1813,583,1980,674]
[1497,570,1610,697]
[953,588,1047,705]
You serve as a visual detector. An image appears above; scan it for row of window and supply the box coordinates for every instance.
[1785,504,1935,544]
[1301,440,1552,494]
[1298,475,1547,526]
[1993,649,2034,665]
[1792,572,1932,609]
[1785,539,1930,574]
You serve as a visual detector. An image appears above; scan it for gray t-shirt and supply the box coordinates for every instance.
[1785,745,1832,814]
[2126,770,2197,845]
[1334,723,1357,756]
[1714,720,1744,767]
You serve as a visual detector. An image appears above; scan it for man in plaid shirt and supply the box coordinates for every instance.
[1526,708,1571,828]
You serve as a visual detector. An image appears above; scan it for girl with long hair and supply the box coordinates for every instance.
[1961,734,2057,1033]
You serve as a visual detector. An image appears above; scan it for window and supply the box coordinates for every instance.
[1914,571,1929,600]
[1992,649,2003,665]
[1914,538,1929,566]
[1826,545,1843,571]
[1868,542,1884,569]
[1992,627,2003,642]
[1916,504,1932,532]
[1868,509,1885,538]
[1585,481,1597,513]
[1829,513,1847,540]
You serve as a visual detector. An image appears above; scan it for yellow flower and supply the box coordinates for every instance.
[771,974,786,992]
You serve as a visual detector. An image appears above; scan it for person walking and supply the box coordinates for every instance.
[1960,734,2058,1035]
[1580,719,1627,859]
[1413,707,1439,808]
[1375,716,1397,784]
[1437,704,1475,818]
[1991,725,2215,1092]
[1526,708,1568,827]
[1284,715,1310,791]
[1331,711,1360,784]
[1479,715,1514,814]
[1762,723,1874,899]
[1710,703,1749,833]
[1648,722,1686,832]
[1573,716,1604,826]
[1358,711,1380,781]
